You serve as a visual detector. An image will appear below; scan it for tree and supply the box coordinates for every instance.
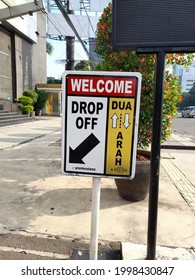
[75,60,96,71]
[95,2,195,148]
[34,90,48,115]
[178,92,190,109]
[46,41,54,55]
[179,83,195,108]
[23,90,38,104]
[47,78,62,84]
[189,82,195,95]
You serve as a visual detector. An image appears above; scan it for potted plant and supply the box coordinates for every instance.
[34,90,48,116]
[115,150,151,201]
[20,105,34,116]
[23,90,38,117]
[95,2,195,201]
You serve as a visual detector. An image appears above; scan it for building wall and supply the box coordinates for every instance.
[180,63,195,92]
[173,61,195,92]
[31,12,47,89]
[15,35,33,96]
[15,12,47,98]
[0,12,46,102]
[0,27,12,100]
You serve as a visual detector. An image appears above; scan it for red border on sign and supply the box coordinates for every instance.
[66,75,136,97]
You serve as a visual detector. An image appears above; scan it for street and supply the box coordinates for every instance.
[172,114,195,144]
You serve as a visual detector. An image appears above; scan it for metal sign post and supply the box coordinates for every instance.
[147,50,166,260]
[137,47,195,260]
[137,49,166,260]
[90,177,101,260]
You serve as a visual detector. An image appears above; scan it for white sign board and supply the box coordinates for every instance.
[62,71,142,179]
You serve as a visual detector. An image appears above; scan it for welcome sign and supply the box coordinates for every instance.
[62,71,141,179]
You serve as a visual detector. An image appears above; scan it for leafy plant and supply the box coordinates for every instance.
[18,96,34,115]
[189,82,195,95]
[47,78,62,84]
[178,83,195,109]
[46,41,54,55]
[20,105,34,114]
[75,60,96,71]
[34,90,48,111]
[18,96,33,106]
[95,2,195,148]
[23,90,38,104]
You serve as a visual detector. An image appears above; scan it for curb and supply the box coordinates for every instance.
[169,133,195,146]
[161,153,195,215]
[121,242,195,260]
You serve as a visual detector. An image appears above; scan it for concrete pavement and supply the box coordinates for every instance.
[0,117,194,259]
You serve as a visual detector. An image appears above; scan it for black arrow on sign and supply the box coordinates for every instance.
[69,133,100,164]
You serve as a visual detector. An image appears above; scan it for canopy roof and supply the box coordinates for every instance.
[0,0,44,21]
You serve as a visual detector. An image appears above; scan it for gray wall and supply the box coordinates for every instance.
[0,13,47,101]
[16,13,47,98]
[32,12,47,90]
[0,28,12,100]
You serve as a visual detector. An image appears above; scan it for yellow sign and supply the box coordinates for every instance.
[106,98,135,176]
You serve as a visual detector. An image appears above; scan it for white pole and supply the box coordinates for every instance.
[90,177,101,260]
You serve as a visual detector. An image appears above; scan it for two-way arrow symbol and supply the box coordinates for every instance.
[112,113,130,128]
[69,133,100,164]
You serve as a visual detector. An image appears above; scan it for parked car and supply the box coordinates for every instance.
[181,106,195,118]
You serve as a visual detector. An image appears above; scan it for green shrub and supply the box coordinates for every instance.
[34,90,48,111]
[23,90,38,104]
[20,105,34,114]
[18,96,33,106]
